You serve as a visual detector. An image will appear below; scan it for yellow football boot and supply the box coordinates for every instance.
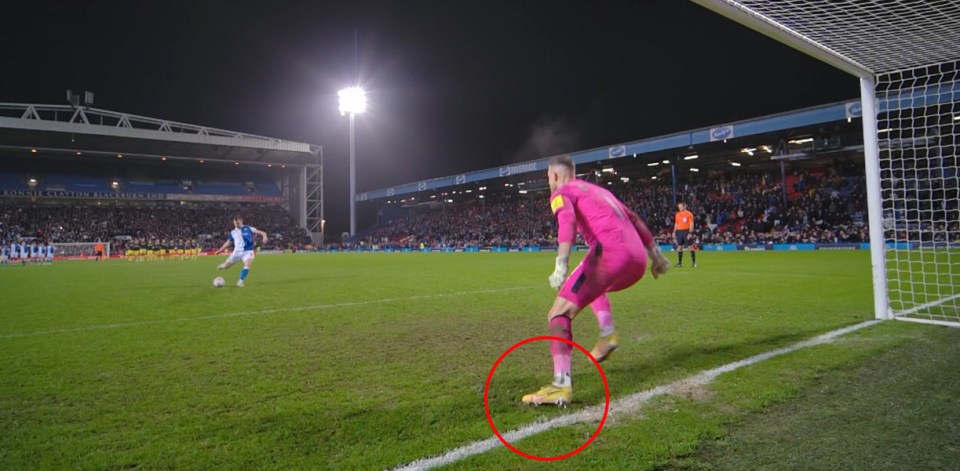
[590,332,620,363]
[521,384,572,407]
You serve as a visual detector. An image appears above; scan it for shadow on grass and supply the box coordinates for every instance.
[485,325,848,419]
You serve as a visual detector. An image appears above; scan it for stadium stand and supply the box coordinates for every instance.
[359,160,872,250]
[0,156,312,253]
[0,161,283,197]
[0,101,324,249]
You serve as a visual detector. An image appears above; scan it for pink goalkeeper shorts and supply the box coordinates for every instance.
[559,243,647,309]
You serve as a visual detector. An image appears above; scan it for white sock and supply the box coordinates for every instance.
[552,373,572,388]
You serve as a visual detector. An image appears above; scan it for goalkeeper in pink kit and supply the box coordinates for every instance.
[522,155,670,406]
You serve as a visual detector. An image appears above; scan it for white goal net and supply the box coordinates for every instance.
[55,242,112,259]
[694,0,960,326]
[878,63,960,324]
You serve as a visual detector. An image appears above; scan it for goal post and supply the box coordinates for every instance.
[692,0,960,326]
[859,76,891,321]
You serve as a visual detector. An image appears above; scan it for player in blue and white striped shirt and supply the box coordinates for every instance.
[45,241,56,265]
[29,242,39,265]
[214,215,268,287]
[17,241,28,266]
[9,241,20,266]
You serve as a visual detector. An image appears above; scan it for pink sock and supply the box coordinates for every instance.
[549,315,572,379]
[591,295,615,336]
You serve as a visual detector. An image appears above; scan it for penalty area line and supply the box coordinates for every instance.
[0,286,535,339]
[391,319,882,471]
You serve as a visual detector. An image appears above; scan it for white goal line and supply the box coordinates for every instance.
[391,319,882,471]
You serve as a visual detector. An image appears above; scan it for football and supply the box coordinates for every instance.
[212,276,225,287]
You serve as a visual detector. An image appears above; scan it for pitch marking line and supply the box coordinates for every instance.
[392,319,882,471]
[0,286,535,339]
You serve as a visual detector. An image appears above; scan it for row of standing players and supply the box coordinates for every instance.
[125,247,203,261]
[1,241,57,265]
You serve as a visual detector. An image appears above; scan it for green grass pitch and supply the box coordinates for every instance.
[1,251,958,470]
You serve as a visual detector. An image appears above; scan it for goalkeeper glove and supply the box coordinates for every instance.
[649,246,670,279]
[549,256,569,290]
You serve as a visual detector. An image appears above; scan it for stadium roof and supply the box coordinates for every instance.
[359,80,960,203]
[356,99,855,202]
[0,103,321,167]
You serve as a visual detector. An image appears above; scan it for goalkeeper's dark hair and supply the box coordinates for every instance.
[548,154,576,173]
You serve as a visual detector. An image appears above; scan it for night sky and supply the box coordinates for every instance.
[3,1,857,233]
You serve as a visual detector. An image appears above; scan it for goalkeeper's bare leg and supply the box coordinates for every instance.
[521,296,582,407]
[589,295,619,363]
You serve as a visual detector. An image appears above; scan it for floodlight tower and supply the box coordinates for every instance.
[338,86,367,236]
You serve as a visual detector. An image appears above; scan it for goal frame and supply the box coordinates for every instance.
[692,0,960,326]
[54,242,112,260]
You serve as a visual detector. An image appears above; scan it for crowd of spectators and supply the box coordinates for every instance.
[0,202,313,252]
[361,164,872,249]
[367,197,554,249]
[3,162,924,252]
[628,164,870,246]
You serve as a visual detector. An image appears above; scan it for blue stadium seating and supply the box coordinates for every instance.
[0,173,27,191]
[0,171,281,197]
[193,181,249,195]
[44,175,110,192]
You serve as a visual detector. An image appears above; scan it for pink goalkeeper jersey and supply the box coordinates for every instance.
[550,179,643,249]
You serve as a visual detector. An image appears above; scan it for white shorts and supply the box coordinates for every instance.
[226,250,255,265]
